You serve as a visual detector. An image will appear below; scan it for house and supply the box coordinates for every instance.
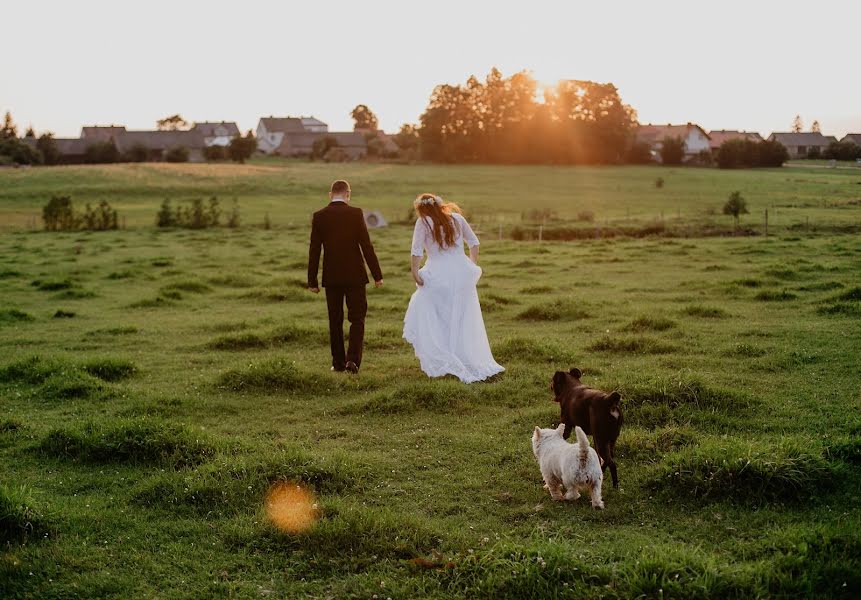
[20,137,88,164]
[841,133,861,146]
[256,116,366,158]
[190,122,239,147]
[114,130,207,162]
[635,123,711,160]
[767,132,833,158]
[256,116,329,153]
[707,130,763,153]
[80,126,127,142]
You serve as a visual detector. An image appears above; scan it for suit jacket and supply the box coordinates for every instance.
[308,202,383,288]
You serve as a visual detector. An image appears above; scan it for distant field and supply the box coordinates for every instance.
[1,160,860,235]
[1,162,860,598]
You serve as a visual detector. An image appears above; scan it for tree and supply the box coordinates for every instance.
[393,124,420,153]
[37,134,61,165]
[311,135,339,160]
[1,111,17,140]
[228,130,256,163]
[351,104,379,131]
[156,114,189,131]
[791,114,803,133]
[723,191,749,230]
[625,141,653,164]
[810,120,821,133]
[824,140,861,161]
[659,136,685,165]
[0,137,42,165]
[24,126,35,138]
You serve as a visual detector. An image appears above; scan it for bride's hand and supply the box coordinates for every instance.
[414,274,424,286]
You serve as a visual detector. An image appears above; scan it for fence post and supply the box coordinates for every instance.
[538,224,543,242]
[498,223,502,241]
[764,209,768,237]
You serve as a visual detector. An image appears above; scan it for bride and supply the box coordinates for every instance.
[403,193,505,383]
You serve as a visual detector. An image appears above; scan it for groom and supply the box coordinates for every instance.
[308,180,383,374]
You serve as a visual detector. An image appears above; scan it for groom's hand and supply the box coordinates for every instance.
[374,280,383,288]
[308,287,320,294]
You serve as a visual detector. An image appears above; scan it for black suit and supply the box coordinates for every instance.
[308,201,382,369]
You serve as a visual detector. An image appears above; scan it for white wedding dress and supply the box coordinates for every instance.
[403,213,505,383]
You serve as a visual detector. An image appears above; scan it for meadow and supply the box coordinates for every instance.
[0,161,860,598]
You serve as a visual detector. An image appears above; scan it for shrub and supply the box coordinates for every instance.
[0,485,47,542]
[203,145,226,161]
[165,145,190,163]
[824,140,861,161]
[37,419,216,467]
[42,195,78,231]
[655,176,664,188]
[625,140,653,164]
[717,138,789,168]
[311,135,340,160]
[228,131,256,163]
[84,140,119,164]
[0,136,42,165]
[723,191,748,227]
[125,143,150,162]
[157,197,224,228]
[323,147,350,163]
[659,136,685,165]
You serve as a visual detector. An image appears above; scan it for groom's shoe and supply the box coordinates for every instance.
[331,365,345,373]
[345,361,359,374]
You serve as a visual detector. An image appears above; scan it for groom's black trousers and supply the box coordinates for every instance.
[324,285,367,369]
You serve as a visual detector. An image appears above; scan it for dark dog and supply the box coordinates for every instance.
[551,368,623,488]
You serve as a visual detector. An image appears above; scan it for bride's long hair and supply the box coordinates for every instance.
[414,193,462,248]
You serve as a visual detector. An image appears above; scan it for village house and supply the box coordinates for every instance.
[840,133,861,146]
[255,116,367,158]
[767,132,836,158]
[635,123,711,161]
[190,122,240,147]
[707,130,763,153]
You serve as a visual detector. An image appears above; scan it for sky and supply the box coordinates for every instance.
[3,0,860,138]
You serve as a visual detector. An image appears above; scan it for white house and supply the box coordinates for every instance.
[191,122,240,147]
[256,116,329,153]
[635,123,711,160]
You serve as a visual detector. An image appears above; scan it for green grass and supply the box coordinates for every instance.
[0,162,859,598]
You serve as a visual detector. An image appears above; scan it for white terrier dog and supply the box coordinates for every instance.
[532,423,604,509]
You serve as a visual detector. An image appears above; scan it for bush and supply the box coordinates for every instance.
[203,145,225,161]
[156,197,224,228]
[43,196,118,231]
[36,134,61,165]
[311,135,340,160]
[718,139,789,168]
[824,140,861,161]
[165,145,189,163]
[228,131,256,163]
[323,146,350,163]
[84,140,119,164]
[125,143,150,162]
[659,136,685,165]
[625,140,653,164]
[0,136,42,165]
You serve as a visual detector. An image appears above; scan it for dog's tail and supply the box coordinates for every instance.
[574,425,590,461]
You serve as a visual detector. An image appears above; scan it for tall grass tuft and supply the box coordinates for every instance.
[132,446,362,515]
[37,419,216,467]
[647,438,832,504]
[516,300,590,321]
[216,359,319,394]
[683,304,729,318]
[0,484,48,542]
[81,357,137,381]
[624,316,677,332]
[588,335,677,354]
[0,309,35,325]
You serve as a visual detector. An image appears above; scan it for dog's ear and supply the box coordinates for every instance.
[607,391,621,405]
[569,368,582,379]
[533,426,541,438]
[556,422,566,435]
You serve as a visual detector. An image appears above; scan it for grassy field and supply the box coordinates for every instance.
[1,161,860,598]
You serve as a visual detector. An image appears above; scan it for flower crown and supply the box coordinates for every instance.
[417,195,443,207]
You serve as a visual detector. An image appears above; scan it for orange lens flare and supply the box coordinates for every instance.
[264,481,319,534]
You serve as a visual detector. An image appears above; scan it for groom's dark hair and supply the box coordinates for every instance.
[330,180,350,195]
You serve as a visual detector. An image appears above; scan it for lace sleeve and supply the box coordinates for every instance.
[411,218,426,257]
[456,213,480,248]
